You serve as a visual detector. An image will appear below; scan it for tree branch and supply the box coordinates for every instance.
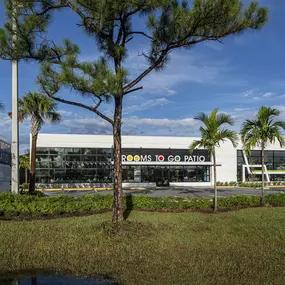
[125,36,133,44]
[124,25,245,93]
[116,14,123,45]
[65,0,107,38]
[123,86,143,96]
[123,50,168,92]
[47,94,114,125]
[92,96,103,110]
[127,31,154,40]
[35,1,68,16]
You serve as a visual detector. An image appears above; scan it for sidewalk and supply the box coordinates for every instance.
[42,186,284,198]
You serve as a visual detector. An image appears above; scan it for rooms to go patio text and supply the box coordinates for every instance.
[122,154,206,162]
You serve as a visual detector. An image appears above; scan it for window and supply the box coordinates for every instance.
[184,166,197,182]
[169,166,184,182]
[36,147,113,183]
[36,147,211,184]
[122,166,141,183]
[141,166,155,182]
[237,150,285,182]
[196,166,210,182]
[273,151,285,170]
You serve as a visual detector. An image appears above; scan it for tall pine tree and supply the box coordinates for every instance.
[0,0,268,223]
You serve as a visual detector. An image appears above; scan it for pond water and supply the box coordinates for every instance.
[0,275,115,285]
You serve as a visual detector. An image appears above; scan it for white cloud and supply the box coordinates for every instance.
[125,98,172,114]
[58,115,199,137]
[125,117,196,128]
[263,92,274,98]
[233,108,250,112]
[238,89,276,101]
[0,111,31,153]
[279,94,285,98]
[166,89,177,96]
[58,109,74,116]
[242,89,258,97]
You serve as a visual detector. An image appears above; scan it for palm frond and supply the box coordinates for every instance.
[193,108,238,156]
[216,113,234,127]
[272,120,285,131]
[240,106,285,153]
[217,129,239,148]
[45,111,61,124]
[17,91,61,126]
[189,140,203,154]
[194,112,209,127]
[209,108,218,122]
[274,132,285,148]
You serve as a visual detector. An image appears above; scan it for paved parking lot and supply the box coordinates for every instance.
[43,186,284,198]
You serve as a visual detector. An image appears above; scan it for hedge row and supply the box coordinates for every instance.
[1,193,285,218]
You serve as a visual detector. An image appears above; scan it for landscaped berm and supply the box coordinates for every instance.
[1,195,285,284]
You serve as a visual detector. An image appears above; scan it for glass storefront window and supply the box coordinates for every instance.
[36,147,212,184]
[184,166,197,182]
[196,166,210,182]
[169,166,184,182]
[122,166,141,183]
[141,166,155,182]
[237,149,285,181]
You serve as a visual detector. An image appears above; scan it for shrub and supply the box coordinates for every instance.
[1,193,285,218]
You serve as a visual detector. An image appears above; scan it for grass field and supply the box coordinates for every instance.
[1,208,285,284]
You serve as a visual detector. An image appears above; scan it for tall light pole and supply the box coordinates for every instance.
[11,1,19,194]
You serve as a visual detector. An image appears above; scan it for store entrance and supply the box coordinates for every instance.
[155,166,170,187]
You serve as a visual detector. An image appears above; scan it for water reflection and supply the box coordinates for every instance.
[1,275,115,285]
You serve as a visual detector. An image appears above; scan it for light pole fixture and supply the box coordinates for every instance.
[11,0,19,194]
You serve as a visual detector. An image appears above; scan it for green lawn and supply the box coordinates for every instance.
[1,209,285,284]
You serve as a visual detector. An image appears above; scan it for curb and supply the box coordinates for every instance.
[39,187,148,192]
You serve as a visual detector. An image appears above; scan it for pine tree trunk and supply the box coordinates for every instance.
[25,168,28,183]
[112,96,123,224]
[261,146,265,206]
[29,134,37,193]
[213,151,218,211]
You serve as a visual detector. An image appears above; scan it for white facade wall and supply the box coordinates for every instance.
[36,134,285,186]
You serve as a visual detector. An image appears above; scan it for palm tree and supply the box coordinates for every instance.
[20,153,30,183]
[17,92,61,192]
[240,106,285,206]
[189,108,239,211]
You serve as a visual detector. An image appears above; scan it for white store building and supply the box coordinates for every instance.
[35,134,285,187]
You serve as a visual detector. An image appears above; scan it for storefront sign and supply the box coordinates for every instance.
[121,149,210,163]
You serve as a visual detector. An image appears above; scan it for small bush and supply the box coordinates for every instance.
[1,192,285,218]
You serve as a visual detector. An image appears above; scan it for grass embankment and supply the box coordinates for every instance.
[1,208,285,284]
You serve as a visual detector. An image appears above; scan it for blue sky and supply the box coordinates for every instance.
[0,0,285,152]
